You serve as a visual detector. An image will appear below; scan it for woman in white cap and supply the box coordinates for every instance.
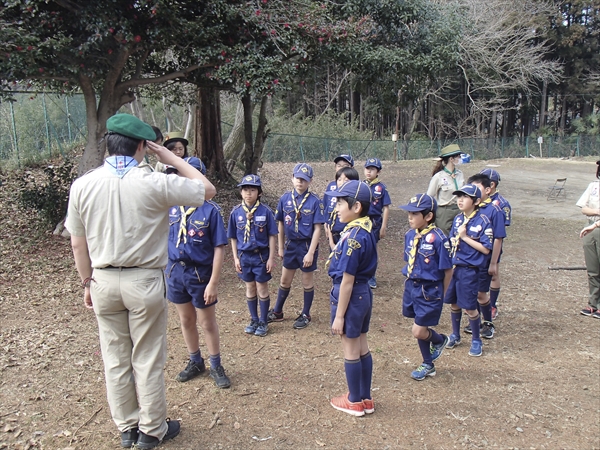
[427,144,465,236]
[155,131,189,173]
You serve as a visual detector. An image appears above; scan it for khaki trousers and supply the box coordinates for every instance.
[436,203,459,237]
[582,226,600,309]
[91,267,169,439]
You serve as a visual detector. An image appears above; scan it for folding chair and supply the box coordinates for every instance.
[547,178,567,201]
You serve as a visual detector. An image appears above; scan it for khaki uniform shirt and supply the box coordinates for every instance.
[576,180,600,224]
[65,165,205,269]
[427,168,465,206]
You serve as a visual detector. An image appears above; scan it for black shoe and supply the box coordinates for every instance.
[135,419,180,449]
[481,321,495,339]
[121,427,138,447]
[293,313,311,329]
[209,365,232,389]
[175,359,205,383]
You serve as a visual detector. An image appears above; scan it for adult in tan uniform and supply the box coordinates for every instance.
[427,144,465,236]
[576,160,600,318]
[65,114,216,449]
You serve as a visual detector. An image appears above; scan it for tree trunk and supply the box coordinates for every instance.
[195,87,229,182]
[242,95,269,175]
[539,80,547,129]
[251,96,269,174]
[559,95,567,134]
[224,100,247,172]
[242,94,254,174]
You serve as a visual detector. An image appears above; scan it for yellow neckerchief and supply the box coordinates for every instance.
[326,216,373,269]
[443,166,459,191]
[176,206,197,247]
[365,177,380,187]
[479,197,492,207]
[406,223,436,276]
[450,207,478,257]
[291,189,310,232]
[242,200,260,243]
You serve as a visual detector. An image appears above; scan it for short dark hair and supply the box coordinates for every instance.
[166,140,188,158]
[596,160,600,179]
[415,209,436,224]
[106,133,142,157]
[335,167,359,181]
[340,196,370,217]
[240,185,263,196]
[467,173,492,189]
[151,126,163,143]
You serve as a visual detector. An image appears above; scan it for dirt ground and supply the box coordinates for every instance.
[1,157,599,450]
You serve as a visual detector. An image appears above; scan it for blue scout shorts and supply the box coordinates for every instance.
[283,239,318,272]
[165,261,217,309]
[238,248,271,283]
[478,266,493,294]
[330,283,372,339]
[402,279,444,327]
[443,265,479,311]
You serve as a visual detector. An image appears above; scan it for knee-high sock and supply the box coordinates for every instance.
[451,309,462,336]
[344,359,362,403]
[259,296,270,323]
[273,286,290,313]
[301,287,314,316]
[360,352,373,400]
[247,296,258,321]
[479,301,492,322]
[418,339,433,365]
[490,288,500,308]
[470,314,481,341]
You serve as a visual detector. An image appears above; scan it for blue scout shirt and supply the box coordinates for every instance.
[478,200,507,241]
[325,183,346,235]
[449,210,493,267]
[363,180,392,228]
[275,190,326,240]
[168,201,228,265]
[490,192,512,227]
[328,220,378,285]
[227,202,278,251]
[402,228,452,281]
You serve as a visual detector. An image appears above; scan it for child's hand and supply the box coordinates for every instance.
[278,247,284,259]
[458,224,467,239]
[234,258,242,273]
[204,282,218,305]
[331,316,344,335]
[303,252,314,267]
[488,262,498,276]
[379,227,386,239]
[266,258,274,273]
[324,223,331,238]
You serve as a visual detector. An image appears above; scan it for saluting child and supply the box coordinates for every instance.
[464,173,507,340]
[444,184,493,357]
[480,168,511,320]
[166,157,231,388]
[363,158,392,289]
[268,163,326,329]
[228,175,278,337]
[325,166,360,249]
[325,180,377,417]
[399,194,452,380]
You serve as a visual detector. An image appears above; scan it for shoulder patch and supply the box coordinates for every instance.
[347,238,361,250]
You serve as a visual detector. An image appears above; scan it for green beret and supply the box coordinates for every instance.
[106,114,156,141]
[440,144,462,158]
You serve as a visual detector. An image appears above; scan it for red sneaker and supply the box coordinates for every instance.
[491,307,498,320]
[330,393,365,417]
[362,398,374,414]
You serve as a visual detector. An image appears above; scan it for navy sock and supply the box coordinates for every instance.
[247,296,258,321]
[190,349,203,363]
[208,353,221,369]
[425,329,444,345]
[470,314,481,341]
[418,339,433,365]
[259,297,270,323]
[490,288,500,308]
[479,301,492,322]
[344,359,362,403]
[273,286,290,313]
[451,309,462,337]
[301,287,314,317]
[360,352,373,401]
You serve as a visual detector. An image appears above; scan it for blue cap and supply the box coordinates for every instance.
[293,163,314,181]
[324,180,371,203]
[399,194,437,212]
[480,168,501,183]
[334,154,355,167]
[453,184,482,199]
[237,174,262,188]
[364,158,382,170]
[184,157,206,175]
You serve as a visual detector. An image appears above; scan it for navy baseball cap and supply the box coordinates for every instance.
[237,174,262,188]
[453,184,482,199]
[334,154,355,167]
[324,180,371,203]
[293,163,314,181]
[399,194,437,212]
[480,168,501,183]
[184,157,206,175]
[364,158,382,170]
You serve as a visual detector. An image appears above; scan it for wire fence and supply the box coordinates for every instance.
[2,93,599,169]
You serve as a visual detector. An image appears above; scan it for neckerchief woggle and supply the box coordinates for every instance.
[406,223,436,276]
[104,156,138,178]
[325,216,372,269]
[176,206,197,247]
[450,207,478,258]
[291,190,310,232]
[242,201,260,243]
